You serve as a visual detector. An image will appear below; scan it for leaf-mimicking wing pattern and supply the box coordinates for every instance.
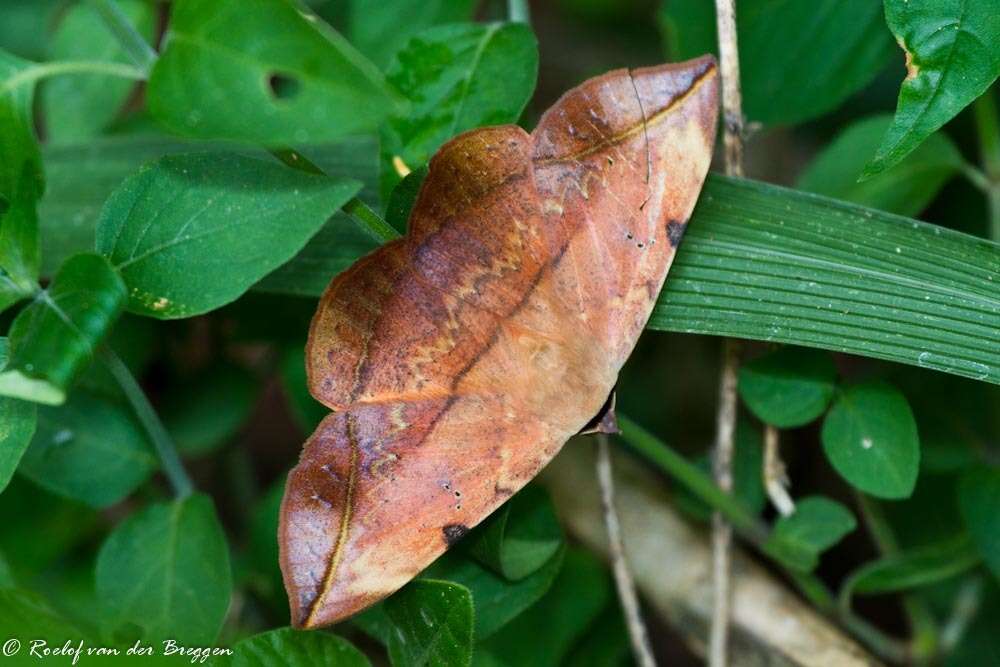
[280,56,719,628]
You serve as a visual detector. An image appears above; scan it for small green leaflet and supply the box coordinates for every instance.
[821,382,920,499]
[764,496,856,572]
[217,627,371,667]
[738,346,837,428]
[468,485,563,581]
[385,579,474,667]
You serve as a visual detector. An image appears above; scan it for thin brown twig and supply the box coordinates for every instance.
[595,434,657,667]
[710,0,746,665]
[763,424,794,516]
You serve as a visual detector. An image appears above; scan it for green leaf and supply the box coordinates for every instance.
[384,166,428,235]
[0,49,44,296]
[217,627,371,667]
[474,548,612,667]
[385,579,474,667]
[863,0,1000,176]
[659,0,893,125]
[841,533,980,599]
[347,0,477,70]
[765,496,856,572]
[798,114,964,217]
[468,485,563,581]
[39,135,380,279]
[0,587,89,642]
[0,341,36,492]
[379,22,538,198]
[148,0,404,144]
[18,390,156,507]
[958,468,1000,581]
[96,493,232,645]
[424,546,564,639]
[821,381,920,498]
[0,253,126,404]
[41,0,155,143]
[163,364,257,456]
[279,346,327,433]
[738,346,837,428]
[95,152,361,319]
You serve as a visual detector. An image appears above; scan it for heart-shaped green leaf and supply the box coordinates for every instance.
[821,382,920,498]
[738,346,837,428]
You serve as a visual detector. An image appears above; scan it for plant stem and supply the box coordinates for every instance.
[100,346,194,498]
[710,0,746,662]
[507,0,531,23]
[973,91,1000,242]
[595,434,657,667]
[617,414,767,543]
[270,148,402,244]
[86,0,158,73]
[854,493,938,661]
[0,61,145,95]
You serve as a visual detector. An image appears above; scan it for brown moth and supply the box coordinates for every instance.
[280,55,719,629]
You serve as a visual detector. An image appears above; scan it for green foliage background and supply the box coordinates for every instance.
[0,0,998,665]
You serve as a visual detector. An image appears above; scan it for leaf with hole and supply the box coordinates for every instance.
[958,468,1000,581]
[764,496,856,572]
[148,0,405,144]
[95,152,360,319]
[863,0,1000,176]
[821,381,920,498]
[18,390,156,508]
[379,22,539,198]
[279,58,718,628]
[0,253,126,404]
[738,346,837,428]
[96,493,232,645]
[217,627,371,667]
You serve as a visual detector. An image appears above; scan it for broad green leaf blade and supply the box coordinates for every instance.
[863,0,1000,177]
[798,114,964,217]
[347,0,477,70]
[764,496,856,572]
[41,0,155,143]
[841,533,980,598]
[385,579,474,667]
[468,485,563,581]
[148,0,404,144]
[738,346,837,428]
[95,152,361,319]
[0,49,44,294]
[821,382,920,499]
[162,364,257,456]
[379,22,538,198]
[18,390,156,507]
[651,175,1000,386]
[0,386,36,493]
[659,0,893,125]
[96,493,232,645]
[958,468,1000,581]
[0,253,126,404]
[38,135,380,278]
[218,627,371,667]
